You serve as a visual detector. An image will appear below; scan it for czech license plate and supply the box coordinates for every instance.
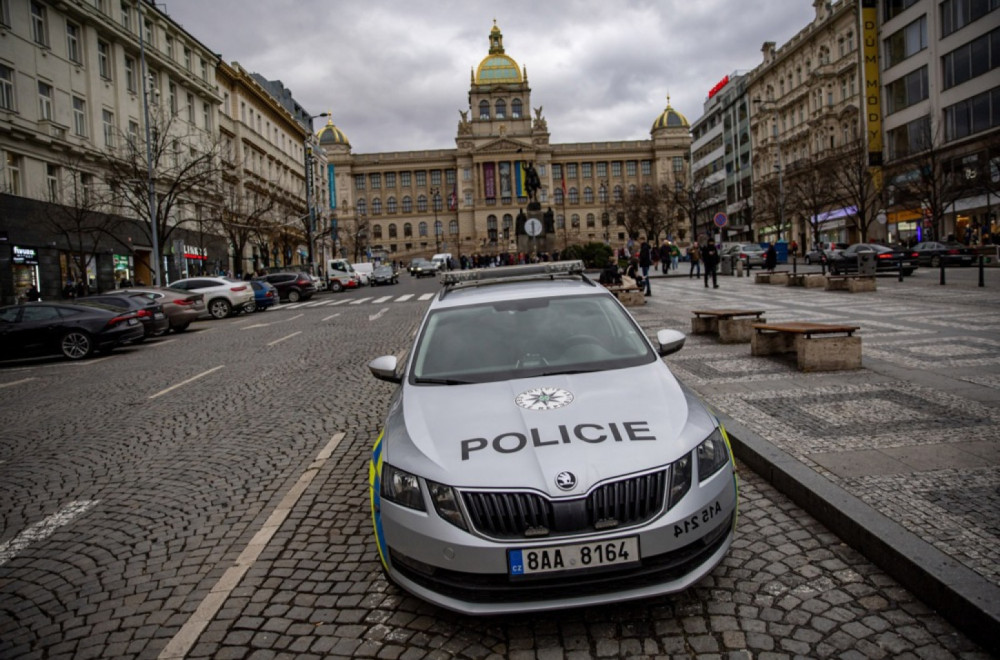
[508,536,639,576]
[127,318,138,325]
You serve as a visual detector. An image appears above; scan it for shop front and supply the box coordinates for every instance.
[11,245,40,302]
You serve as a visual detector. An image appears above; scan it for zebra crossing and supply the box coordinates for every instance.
[276,292,435,310]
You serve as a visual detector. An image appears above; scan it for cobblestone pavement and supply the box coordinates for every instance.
[0,272,996,658]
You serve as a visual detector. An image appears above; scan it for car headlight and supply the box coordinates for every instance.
[428,481,468,531]
[697,427,731,482]
[667,453,691,509]
[380,463,425,511]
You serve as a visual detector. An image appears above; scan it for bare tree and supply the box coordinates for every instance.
[611,184,673,242]
[213,177,280,276]
[670,171,715,242]
[104,106,225,280]
[825,138,885,242]
[785,155,840,249]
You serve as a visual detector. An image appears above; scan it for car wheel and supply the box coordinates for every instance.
[930,256,940,268]
[173,323,190,333]
[61,330,94,360]
[288,289,301,303]
[330,281,344,292]
[208,298,232,319]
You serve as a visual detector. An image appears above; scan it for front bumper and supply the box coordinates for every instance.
[375,465,737,615]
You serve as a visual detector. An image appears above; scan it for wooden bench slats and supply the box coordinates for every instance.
[752,322,859,338]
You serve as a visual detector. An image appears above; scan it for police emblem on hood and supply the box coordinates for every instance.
[515,387,574,411]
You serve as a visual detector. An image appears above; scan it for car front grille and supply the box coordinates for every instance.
[462,470,668,540]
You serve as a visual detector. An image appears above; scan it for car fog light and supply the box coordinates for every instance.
[428,481,467,530]
[381,464,425,511]
[697,428,731,482]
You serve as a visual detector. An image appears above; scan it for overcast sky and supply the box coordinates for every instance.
[160,0,818,153]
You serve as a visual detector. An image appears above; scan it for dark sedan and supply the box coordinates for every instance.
[0,301,144,361]
[828,243,918,276]
[805,242,848,264]
[370,264,398,286]
[77,292,170,339]
[912,241,976,267]
[408,259,440,278]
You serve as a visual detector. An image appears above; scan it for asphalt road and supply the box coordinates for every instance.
[0,271,991,659]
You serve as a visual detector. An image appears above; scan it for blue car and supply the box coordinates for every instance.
[250,280,278,311]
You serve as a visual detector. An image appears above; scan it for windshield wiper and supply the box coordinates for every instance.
[413,377,475,385]
[533,368,602,377]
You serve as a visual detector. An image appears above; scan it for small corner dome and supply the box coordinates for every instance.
[317,119,350,147]
[651,102,690,132]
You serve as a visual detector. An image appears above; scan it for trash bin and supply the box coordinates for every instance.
[858,252,876,276]
[720,255,734,276]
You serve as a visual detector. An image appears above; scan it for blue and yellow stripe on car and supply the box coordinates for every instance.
[370,430,389,569]
[717,421,740,531]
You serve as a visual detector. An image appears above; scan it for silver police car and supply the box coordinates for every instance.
[368,261,738,614]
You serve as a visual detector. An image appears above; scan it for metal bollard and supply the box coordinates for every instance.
[979,255,985,287]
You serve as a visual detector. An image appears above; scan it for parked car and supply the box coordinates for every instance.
[167,277,255,319]
[367,261,737,614]
[912,241,976,267]
[255,272,316,302]
[354,262,375,285]
[328,272,360,293]
[805,242,848,265]
[827,243,919,276]
[120,287,206,333]
[720,243,765,268]
[0,301,144,361]
[409,258,440,277]
[77,292,170,339]
[370,264,399,286]
[250,280,279,311]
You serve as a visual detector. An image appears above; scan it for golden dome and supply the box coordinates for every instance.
[317,119,350,147]
[475,22,522,84]
[651,96,690,132]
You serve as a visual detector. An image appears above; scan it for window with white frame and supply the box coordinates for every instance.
[127,119,139,146]
[202,101,211,130]
[47,164,59,201]
[5,151,22,195]
[186,93,194,123]
[98,41,111,79]
[30,2,48,46]
[0,65,14,111]
[125,56,136,92]
[183,47,191,70]
[66,22,81,63]
[102,109,115,147]
[73,97,87,136]
[121,2,132,32]
[168,81,177,115]
[38,81,53,120]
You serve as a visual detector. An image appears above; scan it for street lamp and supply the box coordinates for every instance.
[430,186,441,253]
[304,112,329,274]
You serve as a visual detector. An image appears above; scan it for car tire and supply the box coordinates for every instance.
[208,298,232,319]
[61,330,94,360]
[330,281,344,293]
[288,290,301,303]
[173,323,190,333]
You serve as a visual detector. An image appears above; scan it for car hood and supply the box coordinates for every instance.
[382,361,716,497]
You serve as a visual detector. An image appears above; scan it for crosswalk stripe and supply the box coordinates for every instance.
[349,297,373,305]
[396,294,414,302]
[372,296,394,303]
[418,293,435,301]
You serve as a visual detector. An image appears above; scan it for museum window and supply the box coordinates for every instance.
[446,169,456,185]
[567,163,577,178]
[417,195,427,212]
[641,160,652,175]
[357,199,367,216]
[404,223,412,238]
[402,196,412,213]
[401,171,411,187]
[431,170,442,186]
[626,161,637,177]
[419,221,428,237]
[611,161,622,177]
[416,171,427,187]
[387,196,397,213]
[449,220,459,236]
[385,172,396,188]
[596,162,608,178]
[583,187,594,204]
[372,198,382,215]
[598,184,608,204]
[479,100,490,119]
[388,224,397,239]
[568,187,579,204]
[512,98,522,118]
[495,99,506,118]
[581,163,592,178]
[355,174,365,190]
[373,225,383,239]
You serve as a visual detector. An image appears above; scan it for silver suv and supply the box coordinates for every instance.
[167,277,255,319]
[368,261,738,614]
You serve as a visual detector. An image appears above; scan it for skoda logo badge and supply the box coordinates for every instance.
[555,471,577,491]
[515,387,574,411]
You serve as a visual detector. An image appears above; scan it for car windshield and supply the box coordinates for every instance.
[410,293,656,384]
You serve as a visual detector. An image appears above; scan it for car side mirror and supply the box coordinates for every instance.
[656,329,686,357]
[369,355,401,383]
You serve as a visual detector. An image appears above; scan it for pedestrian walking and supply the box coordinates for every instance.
[670,242,681,270]
[703,239,720,289]
[26,285,41,301]
[638,237,652,296]
[659,241,670,273]
[765,242,777,272]
[688,243,701,278]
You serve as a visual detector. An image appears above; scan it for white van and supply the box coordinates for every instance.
[353,262,374,285]
[431,253,453,269]
[326,258,359,292]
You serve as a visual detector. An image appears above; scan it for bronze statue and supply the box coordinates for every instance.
[523,161,541,202]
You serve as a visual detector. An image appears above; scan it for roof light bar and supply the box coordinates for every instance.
[441,260,586,286]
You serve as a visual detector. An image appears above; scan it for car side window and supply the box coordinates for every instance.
[21,306,61,321]
[0,307,21,322]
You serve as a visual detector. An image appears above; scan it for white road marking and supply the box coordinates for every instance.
[395,294,414,302]
[159,433,345,660]
[418,293,435,301]
[349,297,373,305]
[267,331,301,346]
[0,377,37,389]
[148,365,225,399]
[302,300,329,307]
[372,296,393,304]
[146,338,178,348]
[0,500,99,566]
[241,313,303,330]
[369,308,388,321]
[321,313,341,322]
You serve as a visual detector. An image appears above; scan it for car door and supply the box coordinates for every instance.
[9,305,65,355]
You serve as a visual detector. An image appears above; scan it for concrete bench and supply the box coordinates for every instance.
[606,276,645,306]
[787,273,828,288]
[825,274,876,292]
[751,321,862,372]
[692,309,766,343]
[754,271,790,285]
